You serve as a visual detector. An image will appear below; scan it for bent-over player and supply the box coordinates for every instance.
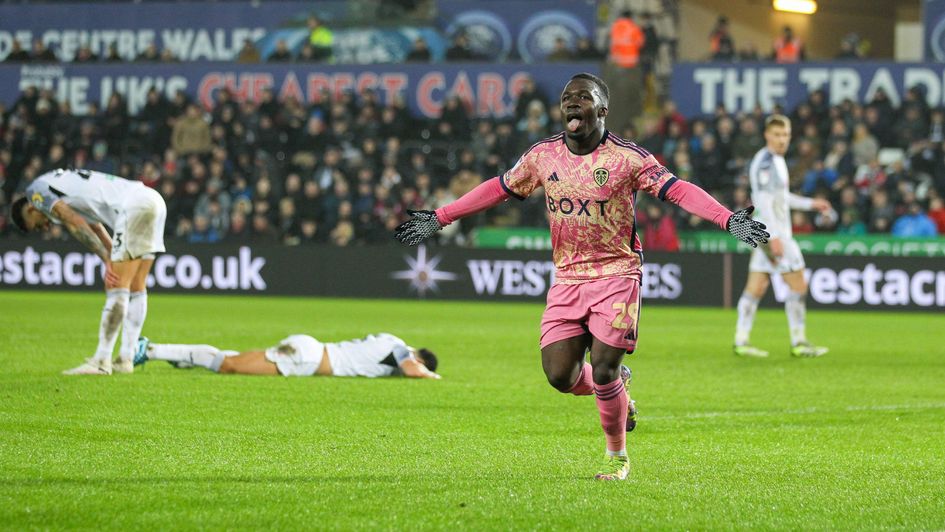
[12,168,167,375]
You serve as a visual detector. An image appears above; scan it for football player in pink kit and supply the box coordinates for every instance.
[395,73,768,480]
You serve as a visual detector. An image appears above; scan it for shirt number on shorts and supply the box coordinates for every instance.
[114,232,124,250]
[611,302,630,329]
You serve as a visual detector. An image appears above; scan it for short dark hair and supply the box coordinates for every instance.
[417,348,438,372]
[570,73,610,105]
[10,196,29,232]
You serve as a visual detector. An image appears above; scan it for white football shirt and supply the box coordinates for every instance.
[25,168,145,228]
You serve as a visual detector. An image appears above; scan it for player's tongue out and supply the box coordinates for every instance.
[568,117,582,132]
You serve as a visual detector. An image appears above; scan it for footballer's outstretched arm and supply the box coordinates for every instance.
[660,178,770,248]
[394,177,512,246]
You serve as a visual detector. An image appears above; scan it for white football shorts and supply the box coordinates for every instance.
[111,186,167,262]
[264,334,326,377]
[749,237,806,275]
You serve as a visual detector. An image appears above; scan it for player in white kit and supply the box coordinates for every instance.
[132,333,441,379]
[11,168,167,374]
[734,115,831,358]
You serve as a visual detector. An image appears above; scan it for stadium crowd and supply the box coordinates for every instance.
[1,78,944,248]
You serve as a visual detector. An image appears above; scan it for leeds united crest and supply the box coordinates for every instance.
[593,168,609,187]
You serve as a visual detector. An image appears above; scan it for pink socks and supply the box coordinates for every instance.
[594,378,628,453]
[566,363,595,396]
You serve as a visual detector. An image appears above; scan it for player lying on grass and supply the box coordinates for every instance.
[11,168,167,376]
[134,333,440,379]
[395,73,768,480]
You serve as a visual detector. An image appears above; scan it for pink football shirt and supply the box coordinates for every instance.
[501,131,676,283]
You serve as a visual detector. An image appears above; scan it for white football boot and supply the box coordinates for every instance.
[62,358,112,375]
[112,358,134,374]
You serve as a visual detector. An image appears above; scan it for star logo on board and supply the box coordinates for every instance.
[391,244,457,296]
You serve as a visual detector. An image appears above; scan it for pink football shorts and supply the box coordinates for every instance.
[539,277,641,353]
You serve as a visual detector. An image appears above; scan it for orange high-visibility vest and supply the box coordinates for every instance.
[610,18,644,67]
[774,37,802,63]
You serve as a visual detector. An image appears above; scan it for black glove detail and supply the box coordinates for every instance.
[394,209,442,246]
[726,206,769,248]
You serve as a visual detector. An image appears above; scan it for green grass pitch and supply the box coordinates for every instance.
[1,290,944,530]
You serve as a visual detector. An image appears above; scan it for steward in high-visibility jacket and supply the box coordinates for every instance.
[609,11,645,68]
[773,26,804,63]
[307,15,334,62]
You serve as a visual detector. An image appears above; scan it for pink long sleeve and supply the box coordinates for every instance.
[662,178,732,230]
[435,177,512,225]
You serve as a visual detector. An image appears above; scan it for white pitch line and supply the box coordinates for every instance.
[642,402,945,421]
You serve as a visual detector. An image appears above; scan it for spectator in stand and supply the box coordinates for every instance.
[251,213,280,244]
[801,160,838,195]
[268,40,294,62]
[30,39,59,63]
[137,43,160,62]
[836,207,867,234]
[709,15,735,61]
[171,104,212,157]
[639,13,660,75]
[405,37,432,62]
[773,26,804,63]
[850,123,879,167]
[513,77,548,124]
[892,202,938,237]
[823,140,854,183]
[640,202,680,251]
[928,197,945,234]
[296,43,316,62]
[791,211,814,235]
[658,100,687,137]
[869,189,894,232]
[445,32,478,61]
[31,39,57,62]
[189,214,221,244]
[609,10,644,68]
[836,33,864,60]
[546,37,574,62]
[160,49,179,63]
[237,39,261,63]
[574,37,605,61]
[104,43,123,63]
[4,40,31,62]
[74,45,98,63]
[307,15,334,62]
[103,93,129,155]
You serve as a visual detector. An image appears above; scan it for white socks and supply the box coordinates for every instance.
[93,289,129,362]
[148,344,228,371]
[118,291,148,362]
[735,292,760,346]
[785,291,807,345]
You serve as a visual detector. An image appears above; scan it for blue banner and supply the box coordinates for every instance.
[0,62,597,118]
[435,0,596,62]
[925,0,945,61]
[0,1,340,62]
[671,62,945,116]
